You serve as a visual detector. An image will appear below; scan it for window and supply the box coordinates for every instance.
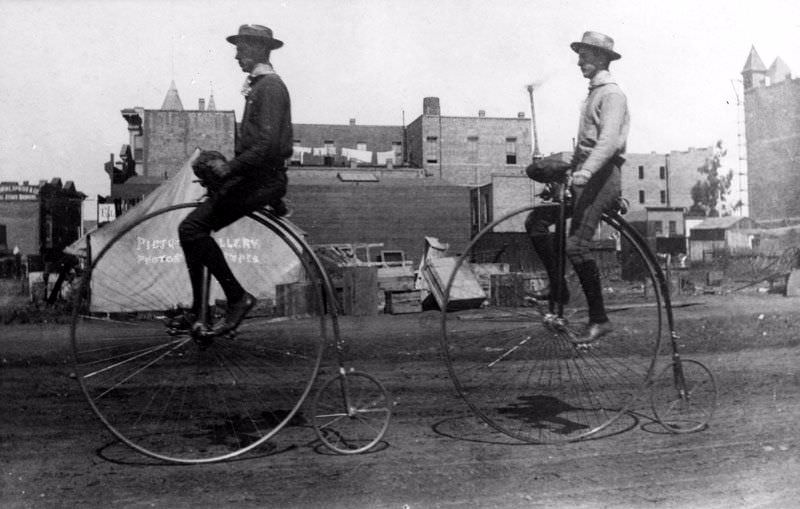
[660,190,666,204]
[659,166,666,179]
[324,140,335,166]
[426,136,438,164]
[653,221,663,236]
[506,137,517,165]
[392,141,403,160]
[638,190,645,204]
[45,214,53,249]
[638,166,644,179]
[467,136,479,163]
[669,220,677,236]
[481,195,491,225]
[356,142,367,151]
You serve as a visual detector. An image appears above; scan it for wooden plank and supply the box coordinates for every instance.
[385,290,422,314]
[377,275,416,292]
[275,282,318,317]
[342,266,378,316]
[423,257,485,311]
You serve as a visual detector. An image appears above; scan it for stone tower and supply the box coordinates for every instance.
[160,80,184,111]
[741,46,800,223]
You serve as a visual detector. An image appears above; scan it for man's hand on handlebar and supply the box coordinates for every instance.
[571,168,592,186]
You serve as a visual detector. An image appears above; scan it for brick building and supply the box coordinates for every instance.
[113,82,235,211]
[741,46,800,224]
[286,171,471,265]
[624,147,712,212]
[0,179,85,268]
[291,120,404,167]
[406,97,532,185]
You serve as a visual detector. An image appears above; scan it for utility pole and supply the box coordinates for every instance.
[730,79,748,216]
[526,83,542,159]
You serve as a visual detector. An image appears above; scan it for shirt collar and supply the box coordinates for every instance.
[249,62,275,79]
[242,63,276,96]
[589,70,615,90]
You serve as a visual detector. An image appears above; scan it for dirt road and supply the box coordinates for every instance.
[2,293,800,508]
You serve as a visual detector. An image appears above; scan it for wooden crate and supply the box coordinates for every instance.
[342,266,378,316]
[471,263,510,300]
[490,272,548,306]
[385,290,422,314]
[377,265,416,292]
[275,282,319,317]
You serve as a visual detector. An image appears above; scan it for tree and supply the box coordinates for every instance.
[690,140,734,217]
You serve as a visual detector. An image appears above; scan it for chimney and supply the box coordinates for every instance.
[478,110,486,118]
[198,98,206,111]
[517,112,525,118]
[423,97,441,116]
[349,118,356,126]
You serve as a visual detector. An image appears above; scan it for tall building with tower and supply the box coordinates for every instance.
[111,83,235,213]
[740,46,800,224]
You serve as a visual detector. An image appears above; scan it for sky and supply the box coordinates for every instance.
[1,0,799,211]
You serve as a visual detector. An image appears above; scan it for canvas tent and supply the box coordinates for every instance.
[66,150,301,313]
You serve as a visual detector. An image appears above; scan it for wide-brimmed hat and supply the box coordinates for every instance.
[226,24,284,49]
[570,31,621,60]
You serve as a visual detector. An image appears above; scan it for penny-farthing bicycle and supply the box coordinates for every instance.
[70,203,391,463]
[439,171,717,443]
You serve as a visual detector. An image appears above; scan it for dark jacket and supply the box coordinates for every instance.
[228,72,293,178]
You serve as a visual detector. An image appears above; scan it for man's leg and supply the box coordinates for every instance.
[172,201,215,331]
[179,198,253,334]
[525,204,569,313]
[205,172,288,333]
[566,164,621,343]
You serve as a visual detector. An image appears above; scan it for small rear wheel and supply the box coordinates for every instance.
[650,358,717,433]
[311,370,392,454]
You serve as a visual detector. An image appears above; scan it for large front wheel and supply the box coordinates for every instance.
[71,205,327,463]
[440,206,663,443]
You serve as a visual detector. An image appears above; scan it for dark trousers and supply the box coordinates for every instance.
[525,163,621,322]
[178,170,287,311]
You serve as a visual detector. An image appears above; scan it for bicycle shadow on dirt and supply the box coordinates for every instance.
[432,395,640,445]
[94,416,313,466]
[94,437,297,466]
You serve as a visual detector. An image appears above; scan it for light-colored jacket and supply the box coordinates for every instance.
[572,70,630,175]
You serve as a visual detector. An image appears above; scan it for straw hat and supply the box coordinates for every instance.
[570,31,621,60]
[226,24,284,49]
